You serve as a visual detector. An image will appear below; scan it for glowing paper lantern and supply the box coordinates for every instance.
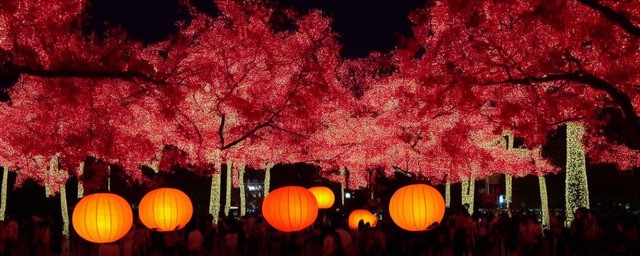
[348,209,378,230]
[262,186,318,232]
[388,184,445,232]
[308,186,335,209]
[72,193,133,243]
[138,188,193,232]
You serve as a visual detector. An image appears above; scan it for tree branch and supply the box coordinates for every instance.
[577,0,640,36]
[218,114,226,147]
[219,105,288,150]
[486,71,640,126]
[12,65,166,84]
[267,124,309,139]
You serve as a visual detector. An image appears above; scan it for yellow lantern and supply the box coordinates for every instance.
[262,186,318,232]
[388,184,445,231]
[308,186,335,209]
[348,209,378,230]
[138,188,193,232]
[72,193,133,243]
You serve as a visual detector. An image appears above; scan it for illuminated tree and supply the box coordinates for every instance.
[399,0,640,211]
[565,123,589,225]
[1,0,639,204]
[405,0,640,162]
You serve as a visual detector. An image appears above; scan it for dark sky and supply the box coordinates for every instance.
[86,0,426,58]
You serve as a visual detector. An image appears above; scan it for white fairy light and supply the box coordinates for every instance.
[565,123,589,227]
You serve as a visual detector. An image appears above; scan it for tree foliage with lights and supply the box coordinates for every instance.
[404,0,640,162]
[0,0,639,196]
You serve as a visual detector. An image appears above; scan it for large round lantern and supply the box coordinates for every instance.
[72,193,133,243]
[348,209,378,230]
[262,186,319,232]
[308,186,335,209]
[388,184,445,231]
[138,188,193,232]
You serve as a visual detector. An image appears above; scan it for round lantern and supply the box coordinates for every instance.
[262,186,319,232]
[72,193,133,243]
[388,184,445,232]
[138,188,193,232]
[348,209,378,230]
[308,186,335,209]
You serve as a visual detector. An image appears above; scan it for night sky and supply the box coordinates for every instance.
[86,0,425,57]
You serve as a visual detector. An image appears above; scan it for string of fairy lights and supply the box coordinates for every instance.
[505,174,512,209]
[209,162,222,223]
[0,165,8,221]
[45,156,56,198]
[339,166,345,206]
[461,174,475,215]
[264,163,273,197]
[76,162,84,198]
[505,132,514,209]
[565,123,590,227]
[445,180,450,207]
[239,163,246,216]
[538,175,550,229]
[224,162,232,216]
[60,183,69,236]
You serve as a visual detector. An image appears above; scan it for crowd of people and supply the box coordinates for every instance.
[1,207,639,256]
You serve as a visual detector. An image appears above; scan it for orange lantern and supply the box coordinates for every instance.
[388,184,445,231]
[138,188,193,232]
[262,186,319,232]
[72,193,133,243]
[348,209,378,230]
[308,186,335,209]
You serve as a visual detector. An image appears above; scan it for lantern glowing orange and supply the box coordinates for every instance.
[138,188,193,232]
[348,209,378,230]
[262,186,319,232]
[308,186,335,209]
[388,184,445,232]
[72,193,133,243]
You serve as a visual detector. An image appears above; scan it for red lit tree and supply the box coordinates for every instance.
[153,2,345,171]
[401,0,640,169]
[1,0,638,193]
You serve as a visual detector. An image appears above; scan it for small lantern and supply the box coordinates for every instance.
[308,186,335,209]
[348,209,378,230]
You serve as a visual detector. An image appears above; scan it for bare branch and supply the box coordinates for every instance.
[485,71,640,125]
[13,65,166,85]
[577,0,640,36]
[218,114,226,146]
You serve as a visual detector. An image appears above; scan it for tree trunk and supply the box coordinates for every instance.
[461,175,475,215]
[565,123,590,227]
[264,163,273,197]
[0,165,8,221]
[445,180,451,207]
[340,167,346,206]
[238,163,246,216]
[539,175,550,229]
[77,162,84,198]
[505,132,513,210]
[224,162,232,217]
[107,165,111,192]
[209,162,221,223]
[45,156,56,197]
[60,183,69,236]
[505,174,512,209]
